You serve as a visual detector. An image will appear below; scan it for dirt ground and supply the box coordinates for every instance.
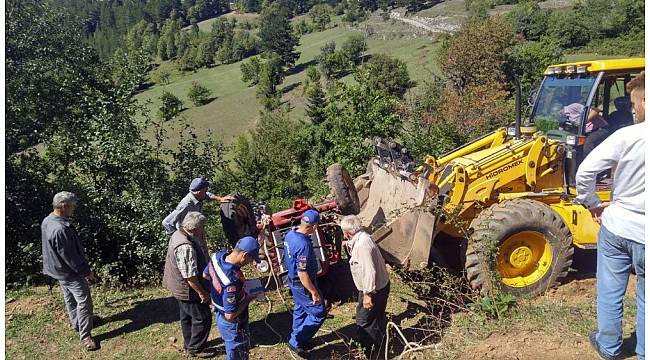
[453,275,640,360]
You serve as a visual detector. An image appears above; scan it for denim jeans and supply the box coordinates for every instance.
[59,277,94,339]
[596,225,645,360]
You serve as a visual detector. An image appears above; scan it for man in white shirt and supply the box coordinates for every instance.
[575,72,645,360]
[340,215,390,357]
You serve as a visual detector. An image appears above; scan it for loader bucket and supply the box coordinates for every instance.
[356,160,437,270]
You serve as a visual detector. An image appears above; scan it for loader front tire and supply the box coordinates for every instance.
[327,163,360,215]
[465,199,573,297]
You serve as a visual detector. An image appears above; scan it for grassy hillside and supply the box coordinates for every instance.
[136,17,441,149]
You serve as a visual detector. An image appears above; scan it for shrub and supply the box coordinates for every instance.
[241,57,262,85]
[340,33,366,65]
[506,1,550,41]
[439,17,519,92]
[187,82,212,106]
[309,4,332,31]
[159,91,184,121]
[355,54,414,99]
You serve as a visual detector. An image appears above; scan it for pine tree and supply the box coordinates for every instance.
[256,55,284,111]
[306,81,327,124]
[258,2,300,69]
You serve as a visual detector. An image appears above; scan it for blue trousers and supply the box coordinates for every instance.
[216,312,250,360]
[289,284,326,348]
[596,226,645,360]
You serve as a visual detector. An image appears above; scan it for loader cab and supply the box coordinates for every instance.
[528,58,645,187]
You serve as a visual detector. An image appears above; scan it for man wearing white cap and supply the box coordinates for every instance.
[163,177,233,262]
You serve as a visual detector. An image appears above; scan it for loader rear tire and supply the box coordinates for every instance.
[465,199,573,297]
[327,163,360,215]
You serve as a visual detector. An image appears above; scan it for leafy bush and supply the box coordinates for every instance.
[439,17,518,92]
[400,80,462,159]
[546,12,591,48]
[187,82,213,106]
[340,33,366,65]
[309,4,332,31]
[472,293,517,319]
[355,54,414,99]
[438,81,514,142]
[509,37,563,96]
[318,82,401,176]
[159,91,184,121]
[222,110,310,205]
[241,57,262,85]
[582,31,645,56]
[342,6,368,24]
[294,19,313,36]
[506,1,550,41]
[316,35,367,80]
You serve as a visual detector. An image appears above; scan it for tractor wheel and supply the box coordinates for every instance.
[327,163,360,215]
[220,194,258,247]
[465,199,573,297]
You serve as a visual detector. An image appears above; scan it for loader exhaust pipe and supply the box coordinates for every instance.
[507,69,522,139]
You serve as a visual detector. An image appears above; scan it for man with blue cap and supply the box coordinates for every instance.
[203,236,262,360]
[284,209,327,358]
[163,177,233,262]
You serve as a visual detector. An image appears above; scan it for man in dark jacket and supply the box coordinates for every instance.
[163,211,215,358]
[41,191,99,351]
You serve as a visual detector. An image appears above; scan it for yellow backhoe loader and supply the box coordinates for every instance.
[345,58,645,297]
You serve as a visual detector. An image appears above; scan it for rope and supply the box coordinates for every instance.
[384,321,440,360]
[256,225,289,349]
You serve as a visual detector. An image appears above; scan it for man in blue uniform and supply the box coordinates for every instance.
[284,209,327,358]
[203,236,262,360]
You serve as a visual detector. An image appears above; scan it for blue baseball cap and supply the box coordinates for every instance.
[236,236,261,263]
[189,177,212,191]
[302,209,320,225]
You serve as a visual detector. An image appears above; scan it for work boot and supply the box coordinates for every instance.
[287,343,308,359]
[81,336,100,351]
[185,349,216,358]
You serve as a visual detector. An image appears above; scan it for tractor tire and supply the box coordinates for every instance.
[326,163,360,215]
[465,199,573,297]
[220,194,258,247]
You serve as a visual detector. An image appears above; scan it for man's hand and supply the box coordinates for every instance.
[362,293,374,310]
[311,291,322,305]
[85,272,95,282]
[589,202,610,224]
[199,291,210,304]
[218,195,235,203]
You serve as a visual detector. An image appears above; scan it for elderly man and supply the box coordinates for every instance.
[162,177,232,262]
[284,209,327,358]
[163,211,215,358]
[576,72,645,360]
[340,215,390,356]
[41,191,100,351]
[203,236,263,360]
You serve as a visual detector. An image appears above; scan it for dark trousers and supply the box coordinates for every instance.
[356,283,390,354]
[178,300,212,354]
